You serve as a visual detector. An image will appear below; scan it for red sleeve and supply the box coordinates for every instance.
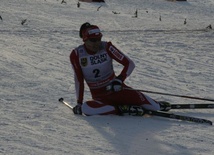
[70,49,84,104]
[106,42,135,81]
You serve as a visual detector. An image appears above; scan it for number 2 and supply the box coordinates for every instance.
[93,69,100,78]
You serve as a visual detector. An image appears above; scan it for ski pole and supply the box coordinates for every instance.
[124,88,214,102]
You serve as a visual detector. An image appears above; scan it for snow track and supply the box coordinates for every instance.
[1,0,214,155]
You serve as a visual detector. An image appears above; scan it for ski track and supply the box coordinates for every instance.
[0,0,214,155]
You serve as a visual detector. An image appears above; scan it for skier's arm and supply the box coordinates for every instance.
[106,42,135,81]
[70,50,84,104]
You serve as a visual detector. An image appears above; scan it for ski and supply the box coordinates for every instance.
[143,110,212,125]
[170,103,214,109]
[58,98,212,125]
[124,106,212,125]
[158,101,214,111]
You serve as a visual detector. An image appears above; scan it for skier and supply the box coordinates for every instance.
[70,22,170,115]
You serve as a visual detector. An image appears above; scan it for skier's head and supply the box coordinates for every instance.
[81,25,103,42]
[80,23,103,53]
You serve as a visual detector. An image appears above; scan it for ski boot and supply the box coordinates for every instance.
[158,101,171,111]
[118,105,145,116]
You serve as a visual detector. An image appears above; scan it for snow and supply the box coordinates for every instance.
[0,0,214,154]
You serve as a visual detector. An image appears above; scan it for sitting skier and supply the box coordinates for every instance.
[70,22,170,115]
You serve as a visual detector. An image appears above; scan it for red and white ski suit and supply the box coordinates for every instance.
[70,41,160,115]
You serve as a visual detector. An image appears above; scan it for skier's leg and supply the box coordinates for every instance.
[141,94,160,111]
[82,100,118,116]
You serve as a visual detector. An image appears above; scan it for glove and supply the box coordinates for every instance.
[73,104,82,115]
[106,78,123,92]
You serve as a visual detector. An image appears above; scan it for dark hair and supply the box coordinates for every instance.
[79,22,91,38]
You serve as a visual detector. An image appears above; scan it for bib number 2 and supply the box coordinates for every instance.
[93,69,101,78]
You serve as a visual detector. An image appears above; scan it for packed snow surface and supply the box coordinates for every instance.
[0,0,214,155]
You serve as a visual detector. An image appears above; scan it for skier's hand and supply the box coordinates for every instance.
[73,104,82,115]
[106,78,122,92]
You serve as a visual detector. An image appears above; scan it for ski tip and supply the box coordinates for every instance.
[58,98,64,102]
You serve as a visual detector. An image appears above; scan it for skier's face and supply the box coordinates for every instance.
[85,37,102,53]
